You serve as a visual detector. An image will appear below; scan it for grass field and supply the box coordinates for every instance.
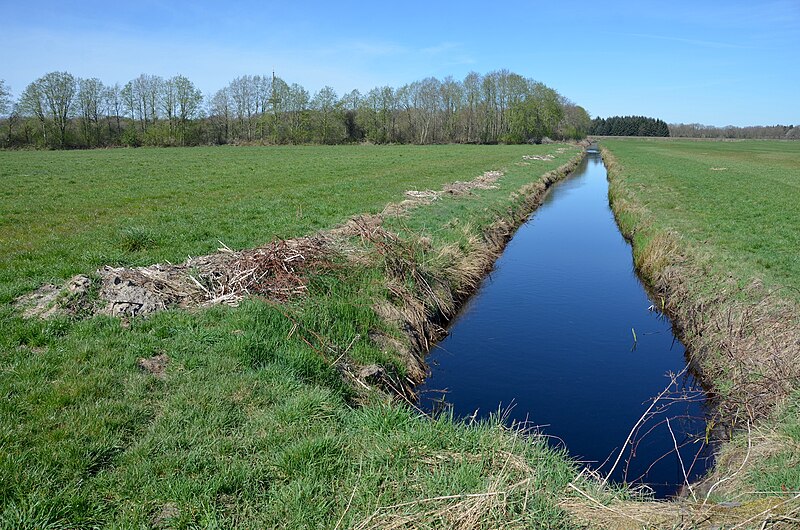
[602,139,800,505]
[0,145,574,303]
[0,144,592,528]
[600,139,800,297]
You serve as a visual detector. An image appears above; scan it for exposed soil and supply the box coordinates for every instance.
[17,237,330,319]
[137,353,169,379]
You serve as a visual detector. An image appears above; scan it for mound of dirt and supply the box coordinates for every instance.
[15,275,93,318]
[16,167,509,321]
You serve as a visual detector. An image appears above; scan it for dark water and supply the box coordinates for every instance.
[419,151,711,498]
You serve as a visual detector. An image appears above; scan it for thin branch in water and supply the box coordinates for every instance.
[603,368,686,487]
[666,417,695,501]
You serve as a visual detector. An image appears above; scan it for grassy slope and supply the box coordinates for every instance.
[0,145,587,528]
[601,139,800,500]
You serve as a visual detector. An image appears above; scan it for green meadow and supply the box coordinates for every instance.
[601,139,800,297]
[0,144,590,528]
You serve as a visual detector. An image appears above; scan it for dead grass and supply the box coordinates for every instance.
[562,490,800,530]
[15,236,332,318]
[355,445,548,530]
[605,146,800,425]
[137,353,170,379]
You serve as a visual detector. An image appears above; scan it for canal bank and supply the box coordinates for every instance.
[418,149,711,498]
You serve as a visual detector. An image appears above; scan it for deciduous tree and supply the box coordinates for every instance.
[77,77,104,146]
[0,80,11,116]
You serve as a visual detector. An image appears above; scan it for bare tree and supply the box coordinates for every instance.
[208,87,232,144]
[40,71,78,147]
[173,75,202,145]
[416,77,441,144]
[463,72,481,143]
[123,74,162,132]
[77,77,104,146]
[396,82,418,142]
[161,76,178,142]
[103,83,123,139]
[439,76,464,143]
[286,83,310,143]
[19,72,77,147]
[255,75,273,140]
[19,80,48,145]
[0,80,13,147]
[311,86,342,144]
[229,75,257,141]
[558,101,591,140]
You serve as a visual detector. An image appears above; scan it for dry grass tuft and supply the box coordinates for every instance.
[355,443,545,530]
[562,492,800,530]
[602,145,800,512]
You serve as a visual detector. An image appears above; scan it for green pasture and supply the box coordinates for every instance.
[601,139,800,297]
[0,144,588,528]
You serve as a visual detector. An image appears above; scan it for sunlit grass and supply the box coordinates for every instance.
[0,144,586,527]
[602,138,800,500]
[601,139,800,297]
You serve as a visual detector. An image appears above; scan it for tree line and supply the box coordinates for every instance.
[668,123,799,139]
[590,116,670,137]
[0,71,592,149]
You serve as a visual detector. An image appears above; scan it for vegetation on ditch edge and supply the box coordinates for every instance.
[595,140,800,528]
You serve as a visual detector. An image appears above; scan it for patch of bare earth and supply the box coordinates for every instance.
[137,353,169,379]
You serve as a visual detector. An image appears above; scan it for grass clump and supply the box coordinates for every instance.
[119,226,159,252]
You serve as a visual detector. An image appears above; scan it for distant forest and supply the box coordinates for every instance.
[590,116,670,137]
[591,115,799,140]
[0,71,592,149]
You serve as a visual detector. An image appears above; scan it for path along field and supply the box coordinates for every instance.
[1,144,598,528]
[593,139,800,527]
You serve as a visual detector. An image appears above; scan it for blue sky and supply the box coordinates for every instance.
[1,0,798,126]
